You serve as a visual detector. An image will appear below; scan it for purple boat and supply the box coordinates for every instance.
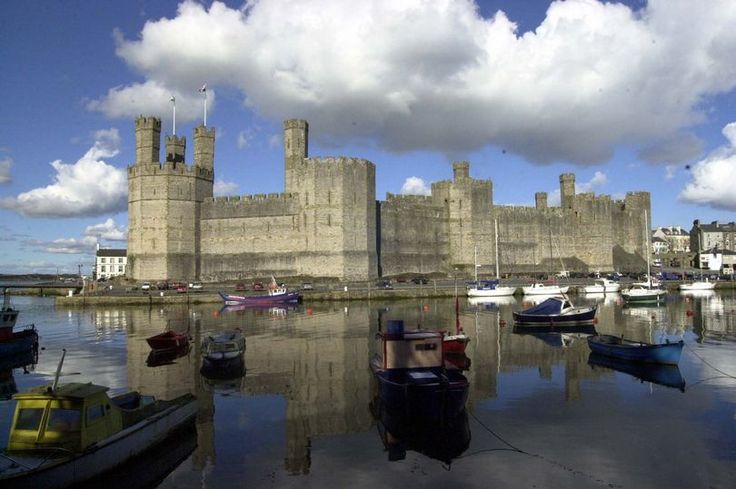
[219,288,301,306]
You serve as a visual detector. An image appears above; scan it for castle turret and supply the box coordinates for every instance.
[165,135,186,163]
[535,192,548,209]
[284,119,308,193]
[453,161,470,181]
[135,116,161,164]
[560,173,575,210]
[194,125,215,171]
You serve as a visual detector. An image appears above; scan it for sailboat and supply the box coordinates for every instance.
[522,223,569,296]
[621,210,667,304]
[679,235,716,291]
[467,220,517,297]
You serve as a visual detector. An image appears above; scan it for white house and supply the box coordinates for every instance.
[95,247,127,279]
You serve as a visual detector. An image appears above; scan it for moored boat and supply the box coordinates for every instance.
[678,279,716,291]
[145,330,189,350]
[621,285,667,304]
[218,289,301,306]
[522,282,569,295]
[587,352,686,391]
[587,334,684,365]
[443,297,469,353]
[513,296,597,326]
[0,290,39,357]
[583,278,621,294]
[0,350,197,488]
[201,329,245,369]
[371,320,468,419]
[467,280,517,297]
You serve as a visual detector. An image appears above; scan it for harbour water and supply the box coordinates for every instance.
[1,291,735,488]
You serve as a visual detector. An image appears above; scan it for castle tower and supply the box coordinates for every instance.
[284,119,308,193]
[165,135,186,163]
[135,116,161,164]
[453,161,470,181]
[194,125,215,171]
[560,173,575,210]
[535,192,548,209]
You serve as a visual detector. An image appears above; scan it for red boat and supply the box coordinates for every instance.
[442,297,469,354]
[146,330,189,350]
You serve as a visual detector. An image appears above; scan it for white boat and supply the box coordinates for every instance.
[522,283,569,295]
[583,278,621,294]
[467,220,517,297]
[0,350,197,488]
[622,211,667,304]
[679,279,716,291]
[201,329,245,364]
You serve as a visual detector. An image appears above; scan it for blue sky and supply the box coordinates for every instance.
[1,0,735,275]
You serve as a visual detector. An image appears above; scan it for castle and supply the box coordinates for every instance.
[127,117,651,282]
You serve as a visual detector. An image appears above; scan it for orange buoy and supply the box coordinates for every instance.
[593,318,598,324]
[307,308,313,315]
[423,304,430,312]
[686,310,694,317]
[499,319,506,327]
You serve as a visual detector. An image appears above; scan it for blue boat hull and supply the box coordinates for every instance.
[587,352,685,391]
[513,308,597,326]
[587,335,684,365]
[0,328,38,356]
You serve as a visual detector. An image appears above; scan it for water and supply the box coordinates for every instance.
[1,291,735,488]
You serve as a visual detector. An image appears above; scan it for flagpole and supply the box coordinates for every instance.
[199,83,208,127]
[171,96,176,135]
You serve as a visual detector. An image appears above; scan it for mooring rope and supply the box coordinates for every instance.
[684,342,736,380]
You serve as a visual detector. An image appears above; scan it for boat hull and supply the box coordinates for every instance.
[146,331,189,350]
[522,284,569,295]
[678,282,716,291]
[621,290,667,304]
[467,286,516,297]
[219,291,300,306]
[0,395,198,488]
[370,359,468,419]
[513,308,597,326]
[0,327,38,356]
[587,335,684,365]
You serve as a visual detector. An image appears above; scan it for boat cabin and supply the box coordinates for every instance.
[379,322,444,370]
[8,382,152,453]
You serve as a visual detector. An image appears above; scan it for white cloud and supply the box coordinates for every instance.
[84,218,127,241]
[665,164,677,180]
[268,134,281,148]
[400,176,431,196]
[0,129,127,217]
[90,0,736,165]
[679,122,736,210]
[237,129,252,149]
[213,178,239,196]
[0,157,11,183]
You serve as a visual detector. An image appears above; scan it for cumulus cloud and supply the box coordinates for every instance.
[638,132,704,165]
[0,157,11,184]
[35,236,99,255]
[548,171,608,206]
[400,176,431,196]
[213,178,239,196]
[0,129,127,217]
[84,218,127,241]
[679,122,736,210]
[89,0,736,165]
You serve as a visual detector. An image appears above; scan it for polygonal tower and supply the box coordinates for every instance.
[284,119,308,194]
[560,173,576,210]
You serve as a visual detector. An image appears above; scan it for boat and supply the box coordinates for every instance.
[370,395,470,465]
[0,290,39,357]
[512,323,597,335]
[679,278,716,291]
[622,210,667,304]
[467,220,517,297]
[587,334,684,365]
[583,278,621,294]
[218,288,300,306]
[370,320,469,419]
[587,352,686,391]
[0,350,197,488]
[443,297,469,353]
[0,349,38,400]
[201,329,245,369]
[513,296,597,326]
[145,329,189,351]
[146,344,190,367]
[521,282,569,295]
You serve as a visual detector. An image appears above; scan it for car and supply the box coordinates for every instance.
[157,281,169,290]
[189,282,203,290]
[235,283,247,291]
[141,282,151,291]
[253,282,264,291]
[176,285,188,293]
[411,277,428,284]
[376,280,392,289]
[301,283,314,290]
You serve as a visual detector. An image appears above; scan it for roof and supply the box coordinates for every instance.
[96,248,127,257]
[14,382,109,400]
[697,221,736,232]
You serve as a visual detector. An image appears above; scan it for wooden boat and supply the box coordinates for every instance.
[145,344,190,367]
[443,297,469,353]
[0,350,197,488]
[201,329,245,368]
[145,330,189,350]
[370,320,469,419]
[513,296,597,326]
[218,289,300,306]
[587,334,684,365]
[587,352,686,391]
[0,291,39,357]
[583,278,621,294]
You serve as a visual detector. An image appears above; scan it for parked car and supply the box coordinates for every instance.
[141,282,151,291]
[253,282,264,291]
[235,283,247,291]
[189,282,203,291]
[157,281,169,290]
[301,283,314,290]
[176,284,188,293]
[411,277,428,284]
[377,280,393,289]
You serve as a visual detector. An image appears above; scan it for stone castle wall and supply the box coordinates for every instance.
[127,116,650,282]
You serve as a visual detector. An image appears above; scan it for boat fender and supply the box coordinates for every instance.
[499,319,506,327]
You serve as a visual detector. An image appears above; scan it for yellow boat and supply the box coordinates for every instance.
[0,350,197,488]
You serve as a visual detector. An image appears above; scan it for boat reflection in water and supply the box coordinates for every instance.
[512,324,597,335]
[587,352,686,392]
[370,396,471,465]
[146,344,191,367]
[0,348,37,400]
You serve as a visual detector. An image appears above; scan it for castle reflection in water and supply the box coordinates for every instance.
[84,291,736,475]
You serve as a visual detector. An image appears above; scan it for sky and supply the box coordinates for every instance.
[1,0,735,275]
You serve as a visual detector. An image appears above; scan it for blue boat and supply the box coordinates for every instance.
[370,320,468,419]
[587,352,686,391]
[513,296,597,326]
[587,334,684,365]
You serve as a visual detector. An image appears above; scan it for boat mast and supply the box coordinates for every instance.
[645,210,651,287]
[494,219,500,279]
[474,245,478,283]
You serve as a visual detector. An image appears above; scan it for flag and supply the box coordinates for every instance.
[199,84,207,93]
[170,95,175,103]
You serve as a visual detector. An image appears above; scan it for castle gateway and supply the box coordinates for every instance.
[127,117,650,282]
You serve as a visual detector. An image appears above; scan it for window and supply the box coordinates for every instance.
[47,408,81,432]
[86,404,106,424]
[118,266,123,273]
[101,266,106,272]
[15,408,44,431]
[118,258,123,263]
[415,343,437,351]
[100,258,106,263]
